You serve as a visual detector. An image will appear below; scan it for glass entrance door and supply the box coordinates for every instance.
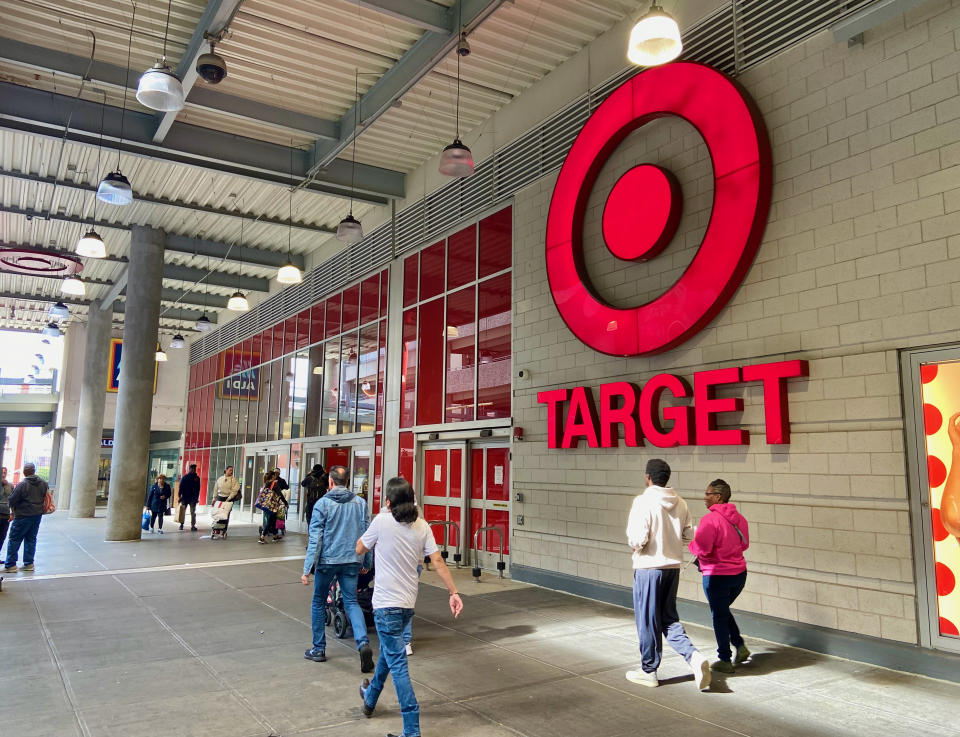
[301,441,376,517]
[469,444,511,574]
[420,444,466,560]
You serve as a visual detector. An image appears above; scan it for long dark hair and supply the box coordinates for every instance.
[384,477,418,524]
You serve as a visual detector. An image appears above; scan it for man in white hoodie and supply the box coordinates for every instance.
[625,458,710,691]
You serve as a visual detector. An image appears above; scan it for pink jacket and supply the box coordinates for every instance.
[688,503,749,576]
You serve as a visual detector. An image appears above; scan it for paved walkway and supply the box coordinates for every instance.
[2,513,958,737]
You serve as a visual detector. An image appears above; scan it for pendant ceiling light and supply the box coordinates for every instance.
[49,301,69,319]
[337,71,364,244]
[627,2,682,67]
[42,322,62,338]
[439,17,474,178]
[137,2,184,112]
[277,145,302,284]
[61,276,85,296]
[98,7,136,206]
[76,228,106,258]
[78,94,109,257]
[155,343,168,362]
[169,330,185,349]
[195,314,212,332]
[229,217,250,310]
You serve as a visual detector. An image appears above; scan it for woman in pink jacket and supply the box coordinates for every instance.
[688,479,750,674]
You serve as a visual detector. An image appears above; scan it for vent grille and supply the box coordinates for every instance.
[191,0,882,364]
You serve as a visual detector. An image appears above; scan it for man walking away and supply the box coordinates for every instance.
[301,464,328,527]
[178,464,201,531]
[300,465,374,672]
[626,458,710,691]
[0,466,13,557]
[4,463,48,573]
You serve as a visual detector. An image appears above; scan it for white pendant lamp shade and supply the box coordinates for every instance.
[195,315,212,332]
[76,228,106,258]
[155,344,168,362]
[227,291,249,311]
[439,139,475,177]
[137,60,185,112]
[628,3,682,66]
[169,333,185,349]
[337,214,364,244]
[49,301,69,319]
[42,322,61,337]
[61,276,85,296]
[277,262,303,284]
[97,171,134,206]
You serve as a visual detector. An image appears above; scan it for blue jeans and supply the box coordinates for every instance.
[363,608,419,737]
[5,514,42,567]
[702,571,747,662]
[311,563,368,652]
[633,568,697,673]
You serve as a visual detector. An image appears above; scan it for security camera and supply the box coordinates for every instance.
[517,369,530,379]
[457,33,470,57]
[196,43,227,84]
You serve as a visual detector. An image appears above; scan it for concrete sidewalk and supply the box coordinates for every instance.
[1,515,957,737]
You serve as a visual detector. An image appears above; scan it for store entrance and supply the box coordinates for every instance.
[241,444,305,533]
[420,441,510,574]
[301,441,374,525]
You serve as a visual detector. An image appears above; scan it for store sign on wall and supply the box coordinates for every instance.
[218,349,261,399]
[537,360,808,449]
[545,62,772,357]
[106,338,158,394]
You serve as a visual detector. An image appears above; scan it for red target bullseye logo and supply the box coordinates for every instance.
[545,62,772,356]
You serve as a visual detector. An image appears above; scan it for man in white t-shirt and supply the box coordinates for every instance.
[356,477,462,737]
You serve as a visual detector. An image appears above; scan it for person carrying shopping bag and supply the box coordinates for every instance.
[688,479,751,673]
[146,474,172,534]
[255,472,288,543]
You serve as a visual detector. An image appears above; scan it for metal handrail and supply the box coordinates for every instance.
[426,520,462,567]
[471,525,506,580]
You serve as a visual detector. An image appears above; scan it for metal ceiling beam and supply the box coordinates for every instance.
[308,0,504,176]
[0,242,127,266]
[0,81,404,203]
[154,0,247,142]
[0,207,306,271]
[0,38,340,144]
[0,291,89,307]
[831,0,928,43]
[99,267,128,308]
[116,286,228,310]
[165,234,303,270]
[344,0,452,33]
[161,264,268,292]
[114,301,213,323]
[0,168,337,234]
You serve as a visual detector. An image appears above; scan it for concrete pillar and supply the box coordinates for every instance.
[106,226,164,540]
[57,429,76,510]
[71,301,113,517]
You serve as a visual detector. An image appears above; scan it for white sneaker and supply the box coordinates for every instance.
[689,651,711,691]
[625,667,658,687]
[405,643,413,656]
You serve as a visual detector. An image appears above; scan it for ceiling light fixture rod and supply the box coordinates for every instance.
[118,5,135,170]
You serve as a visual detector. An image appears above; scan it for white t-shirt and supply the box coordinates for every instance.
[361,512,438,609]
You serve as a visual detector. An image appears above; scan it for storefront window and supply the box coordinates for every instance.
[445,286,476,423]
[358,324,379,433]
[322,337,340,435]
[477,272,511,419]
[339,331,359,433]
[417,297,444,425]
[401,308,417,428]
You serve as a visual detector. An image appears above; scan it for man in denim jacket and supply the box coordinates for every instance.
[301,465,374,672]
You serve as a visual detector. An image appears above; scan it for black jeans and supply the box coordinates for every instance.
[0,515,9,556]
[702,570,747,662]
[150,510,164,529]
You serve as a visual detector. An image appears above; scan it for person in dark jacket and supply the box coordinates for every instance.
[301,464,328,527]
[178,464,201,531]
[4,463,48,573]
[147,474,172,534]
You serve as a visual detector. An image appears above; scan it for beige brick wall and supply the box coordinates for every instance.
[510,0,960,645]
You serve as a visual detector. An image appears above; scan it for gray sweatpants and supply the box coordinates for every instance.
[633,567,698,673]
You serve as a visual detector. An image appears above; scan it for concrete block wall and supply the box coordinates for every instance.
[511,0,960,645]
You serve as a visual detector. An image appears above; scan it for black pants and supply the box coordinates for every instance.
[179,503,197,528]
[150,510,164,529]
[0,515,9,555]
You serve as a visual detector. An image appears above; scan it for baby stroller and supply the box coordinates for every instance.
[209,497,234,539]
[326,563,375,639]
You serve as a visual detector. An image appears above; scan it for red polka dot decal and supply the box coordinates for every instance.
[936,562,956,597]
[928,455,947,488]
[921,364,939,383]
[932,508,949,542]
[919,360,960,638]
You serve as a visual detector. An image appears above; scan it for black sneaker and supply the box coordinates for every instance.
[304,647,326,662]
[359,643,374,673]
[359,678,374,717]
[179,524,184,530]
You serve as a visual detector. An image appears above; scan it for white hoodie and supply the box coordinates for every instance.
[626,485,694,570]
